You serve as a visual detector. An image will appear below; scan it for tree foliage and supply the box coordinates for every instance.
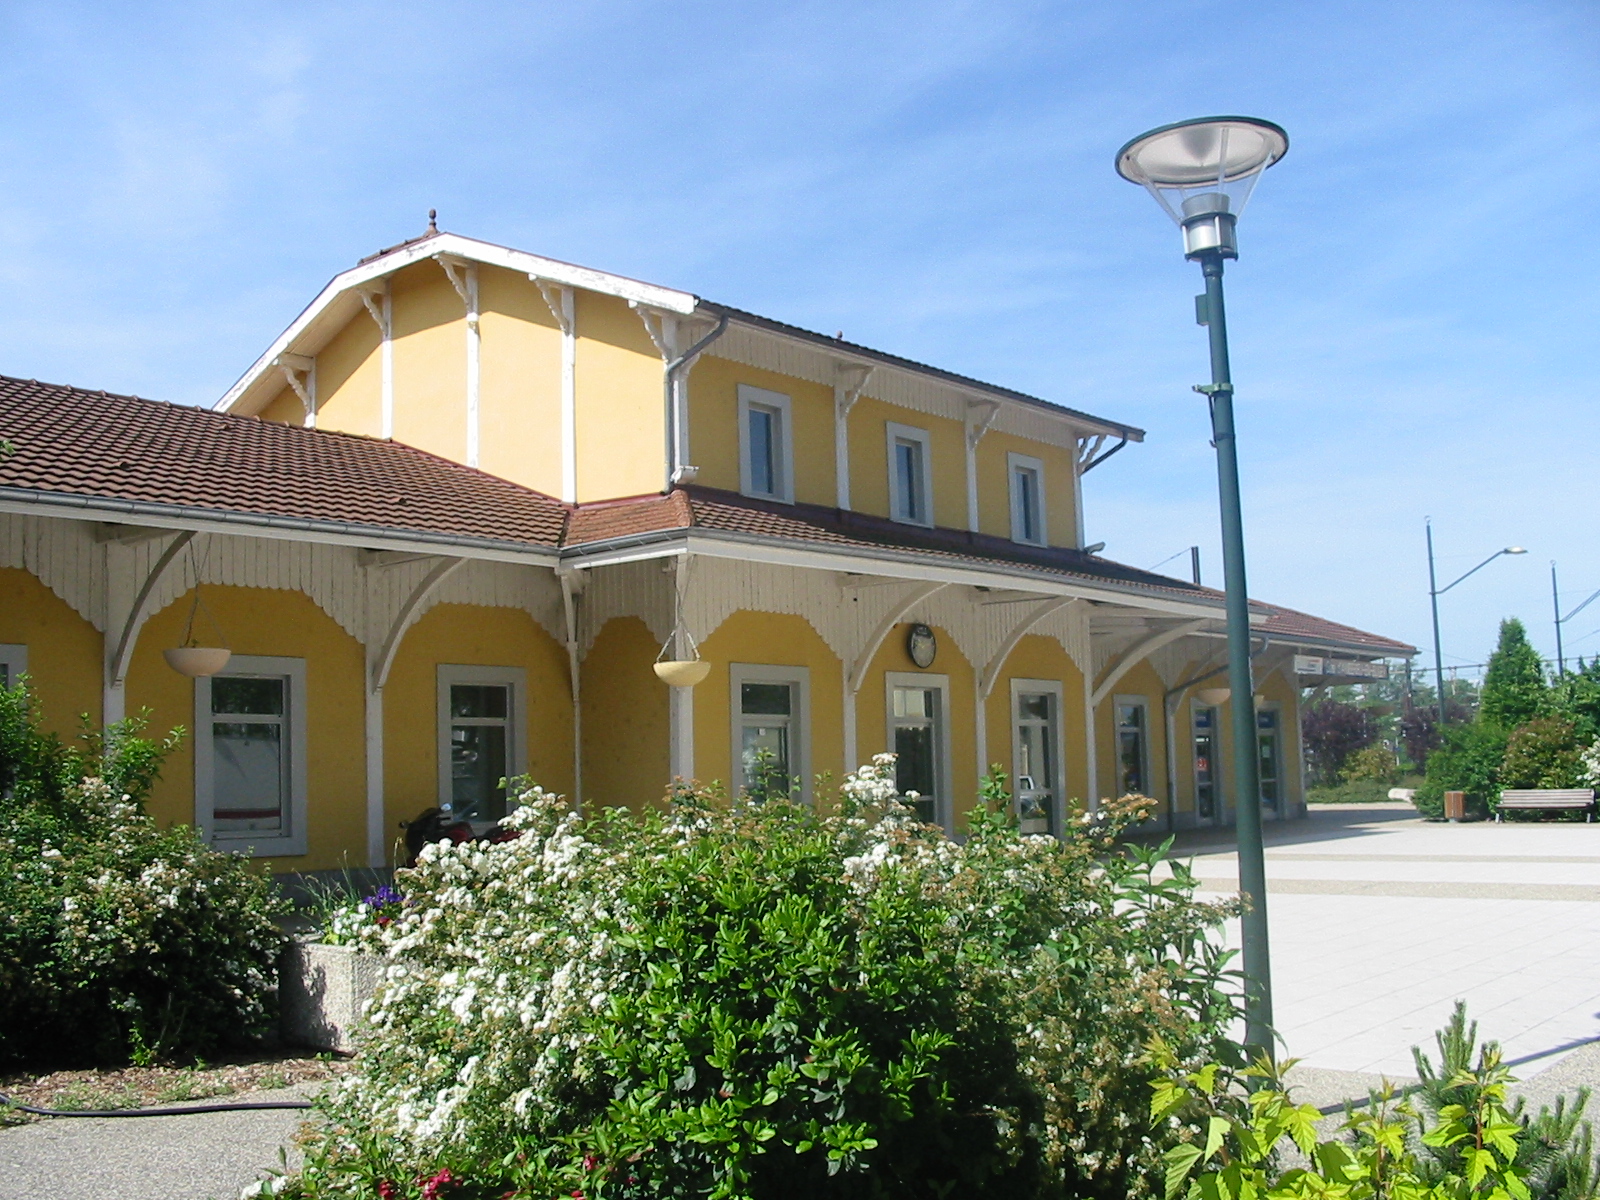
[1500,717,1587,791]
[1481,618,1549,730]
[1301,699,1378,786]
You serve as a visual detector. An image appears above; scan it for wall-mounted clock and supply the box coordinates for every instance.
[906,623,937,669]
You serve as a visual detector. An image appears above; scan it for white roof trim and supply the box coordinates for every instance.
[215,232,699,416]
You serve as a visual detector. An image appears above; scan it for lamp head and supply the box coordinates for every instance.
[1506,547,1527,555]
[1116,116,1288,260]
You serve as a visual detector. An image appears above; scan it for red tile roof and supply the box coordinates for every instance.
[0,376,567,551]
[0,377,1413,657]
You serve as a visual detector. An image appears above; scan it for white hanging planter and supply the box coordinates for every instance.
[164,545,232,679]
[1196,687,1230,706]
[654,659,712,687]
[164,646,232,677]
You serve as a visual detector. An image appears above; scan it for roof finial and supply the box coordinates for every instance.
[426,208,438,235]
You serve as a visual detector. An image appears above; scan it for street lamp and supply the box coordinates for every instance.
[1117,116,1288,1063]
[1425,520,1524,728]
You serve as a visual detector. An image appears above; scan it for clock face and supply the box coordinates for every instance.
[906,623,937,669]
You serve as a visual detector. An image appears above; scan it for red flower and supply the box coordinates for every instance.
[377,1183,398,1200]
[421,1168,459,1199]
[582,1155,599,1171]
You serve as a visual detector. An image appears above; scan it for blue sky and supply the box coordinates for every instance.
[1,0,1596,676]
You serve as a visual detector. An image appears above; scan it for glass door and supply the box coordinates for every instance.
[891,685,942,824]
[1192,705,1220,824]
[1014,691,1057,835]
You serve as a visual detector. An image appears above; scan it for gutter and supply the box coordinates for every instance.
[664,311,730,489]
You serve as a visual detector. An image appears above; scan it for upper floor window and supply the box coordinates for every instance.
[738,384,794,503]
[886,422,933,526]
[1008,452,1046,545]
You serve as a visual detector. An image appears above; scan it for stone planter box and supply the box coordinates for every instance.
[280,939,383,1053]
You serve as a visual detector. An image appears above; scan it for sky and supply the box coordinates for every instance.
[0,0,1596,677]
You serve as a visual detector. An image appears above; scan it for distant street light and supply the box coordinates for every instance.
[1426,519,1525,727]
[1117,115,1288,1064]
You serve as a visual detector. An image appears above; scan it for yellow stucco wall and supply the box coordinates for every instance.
[574,293,667,502]
[259,386,305,426]
[477,265,565,495]
[685,356,837,506]
[581,616,669,809]
[692,611,844,802]
[131,586,367,872]
[390,261,469,464]
[979,632,1089,812]
[381,603,573,862]
[308,302,383,438]
[0,567,102,739]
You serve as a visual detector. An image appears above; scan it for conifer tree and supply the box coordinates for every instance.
[1480,617,1547,729]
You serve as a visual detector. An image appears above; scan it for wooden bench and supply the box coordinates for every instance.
[1496,788,1596,822]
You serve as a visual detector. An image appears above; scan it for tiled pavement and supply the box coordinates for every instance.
[1167,802,1600,1102]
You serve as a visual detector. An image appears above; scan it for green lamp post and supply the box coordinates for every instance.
[1116,116,1289,1061]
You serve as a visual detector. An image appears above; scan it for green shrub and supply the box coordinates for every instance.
[1342,742,1401,784]
[1306,778,1398,804]
[279,761,1242,1200]
[1415,722,1508,819]
[1500,716,1588,791]
[0,679,286,1066]
[1482,617,1549,730]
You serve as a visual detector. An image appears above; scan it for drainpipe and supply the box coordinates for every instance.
[663,311,730,490]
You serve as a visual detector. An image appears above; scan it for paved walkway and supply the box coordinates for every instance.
[1170,802,1600,1099]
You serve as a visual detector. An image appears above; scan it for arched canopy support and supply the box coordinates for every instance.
[369,556,467,691]
[1090,618,1208,709]
[846,581,949,695]
[108,529,195,689]
[979,596,1075,699]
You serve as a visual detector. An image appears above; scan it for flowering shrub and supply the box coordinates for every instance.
[322,885,405,948]
[281,757,1241,1200]
[0,680,286,1066]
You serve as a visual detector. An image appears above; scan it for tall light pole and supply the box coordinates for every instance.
[1425,518,1524,727]
[1117,116,1287,1062]
[1550,564,1600,680]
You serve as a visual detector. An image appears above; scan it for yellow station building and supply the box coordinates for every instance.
[0,222,1413,872]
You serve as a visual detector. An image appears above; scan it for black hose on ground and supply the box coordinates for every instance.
[0,1091,312,1117]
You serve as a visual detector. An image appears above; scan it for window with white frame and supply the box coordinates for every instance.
[1011,679,1064,835]
[1257,704,1282,812]
[437,665,527,828]
[887,671,949,826]
[1007,452,1046,546]
[1192,704,1221,822]
[730,663,810,803]
[194,655,308,857]
[1114,697,1149,797]
[885,422,933,526]
[0,644,27,690]
[738,384,794,503]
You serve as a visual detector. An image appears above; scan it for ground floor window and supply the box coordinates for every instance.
[194,655,307,857]
[1011,680,1063,835]
[1115,698,1148,797]
[887,672,949,826]
[0,644,26,689]
[1192,704,1220,821]
[1257,705,1282,811]
[730,664,810,803]
[437,665,527,827]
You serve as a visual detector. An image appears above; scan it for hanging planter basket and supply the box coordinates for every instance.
[164,544,231,678]
[1196,687,1230,707]
[654,659,712,687]
[164,646,232,678]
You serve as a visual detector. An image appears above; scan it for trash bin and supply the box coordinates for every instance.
[1444,790,1466,822]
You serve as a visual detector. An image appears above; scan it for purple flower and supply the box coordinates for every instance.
[362,885,403,910]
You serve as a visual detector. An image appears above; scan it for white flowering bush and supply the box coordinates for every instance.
[0,679,285,1066]
[284,756,1241,1200]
